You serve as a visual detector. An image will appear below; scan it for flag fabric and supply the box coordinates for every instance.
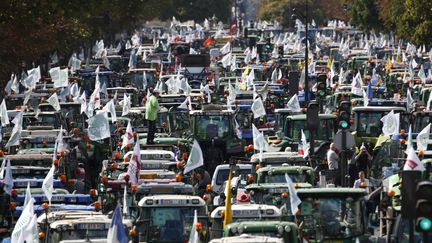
[107,205,128,243]
[418,65,427,84]
[86,111,111,141]
[403,148,425,171]
[407,89,414,112]
[416,123,431,152]
[351,72,363,96]
[381,110,399,136]
[78,92,87,115]
[3,159,13,195]
[252,124,269,154]
[24,182,32,208]
[121,94,131,116]
[0,159,5,180]
[6,110,23,148]
[11,198,35,243]
[367,81,373,100]
[121,121,134,150]
[223,169,233,227]
[221,52,232,68]
[183,140,204,174]
[0,99,10,126]
[251,96,266,118]
[285,173,302,215]
[17,213,38,243]
[42,164,55,205]
[406,125,413,152]
[127,142,141,185]
[300,129,309,158]
[178,96,192,110]
[56,126,66,153]
[363,90,369,107]
[49,67,69,88]
[102,99,117,123]
[188,210,199,243]
[47,92,61,111]
[220,41,231,55]
[123,186,129,217]
[286,94,301,112]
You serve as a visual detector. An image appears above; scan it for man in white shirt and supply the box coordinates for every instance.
[327,143,339,170]
[353,171,371,193]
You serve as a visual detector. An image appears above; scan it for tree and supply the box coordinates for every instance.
[257,0,346,29]
[347,0,383,32]
[394,0,432,46]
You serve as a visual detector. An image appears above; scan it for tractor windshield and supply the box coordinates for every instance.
[195,114,231,140]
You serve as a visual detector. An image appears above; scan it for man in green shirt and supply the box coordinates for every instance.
[145,88,160,144]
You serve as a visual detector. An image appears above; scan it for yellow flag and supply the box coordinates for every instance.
[327,57,333,69]
[223,169,232,227]
[386,57,392,73]
[243,65,250,76]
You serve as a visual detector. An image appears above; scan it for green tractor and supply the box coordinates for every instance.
[190,105,243,175]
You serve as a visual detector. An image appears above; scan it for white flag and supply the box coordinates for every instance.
[42,164,55,205]
[251,96,266,118]
[363,89,369,107]
[188,210,199,243]
[56,126,66,153]
[301,129,309,158]
[418,65,426,84]
[24,182,32,208]
[17,213,38,243]
[47,92,61,111]
[121,94,131,116]
[78,92,87,115]
[403,148,425,171]
[87,111,111,141]
[123,186,129,216]
[183,140,204,174]
[0,99,10,126]
[286,94,301,112]
[380,110,399,136]
[178,96,192,110]
[285,173,302,215]
[221,52,232,68]
[416,123,430,152]
[127,142,141,185]
[220,42,231,55]
[351,71,363,96]
[3,159,13,195]
[407,89,414,112]
[102,99,117,123]
[252,124,269,153]
[49,67,69,88]
[121,121,134,150]
[6,110,23,148]
[406,125,413,152]
[11,198,35,243]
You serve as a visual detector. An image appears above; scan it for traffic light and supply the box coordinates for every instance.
[415,180,432,232]
[306,101,319,131]
[338,101,351,130]
[317,82,326,98]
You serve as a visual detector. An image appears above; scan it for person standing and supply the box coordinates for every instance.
[327,143,340,185]
[145,88,160,145]
[354,144,372,178]
[353,171,371,193]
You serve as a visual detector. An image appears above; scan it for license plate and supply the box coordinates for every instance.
[77,223,106,230]
[48,195,65,202]
[160,199,181,205]
[15,181,38,187]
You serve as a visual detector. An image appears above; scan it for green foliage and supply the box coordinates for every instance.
[257,0,341,28]
[395,0,432,46]
[348,0,383,32]
[0,0,230,84]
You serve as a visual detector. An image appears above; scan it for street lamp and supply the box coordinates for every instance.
[291,1,310,104]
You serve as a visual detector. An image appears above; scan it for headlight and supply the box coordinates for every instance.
[230,227,237,233]
[277,225,284,234]
[237,226,244,234]
[284,225,291,232]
